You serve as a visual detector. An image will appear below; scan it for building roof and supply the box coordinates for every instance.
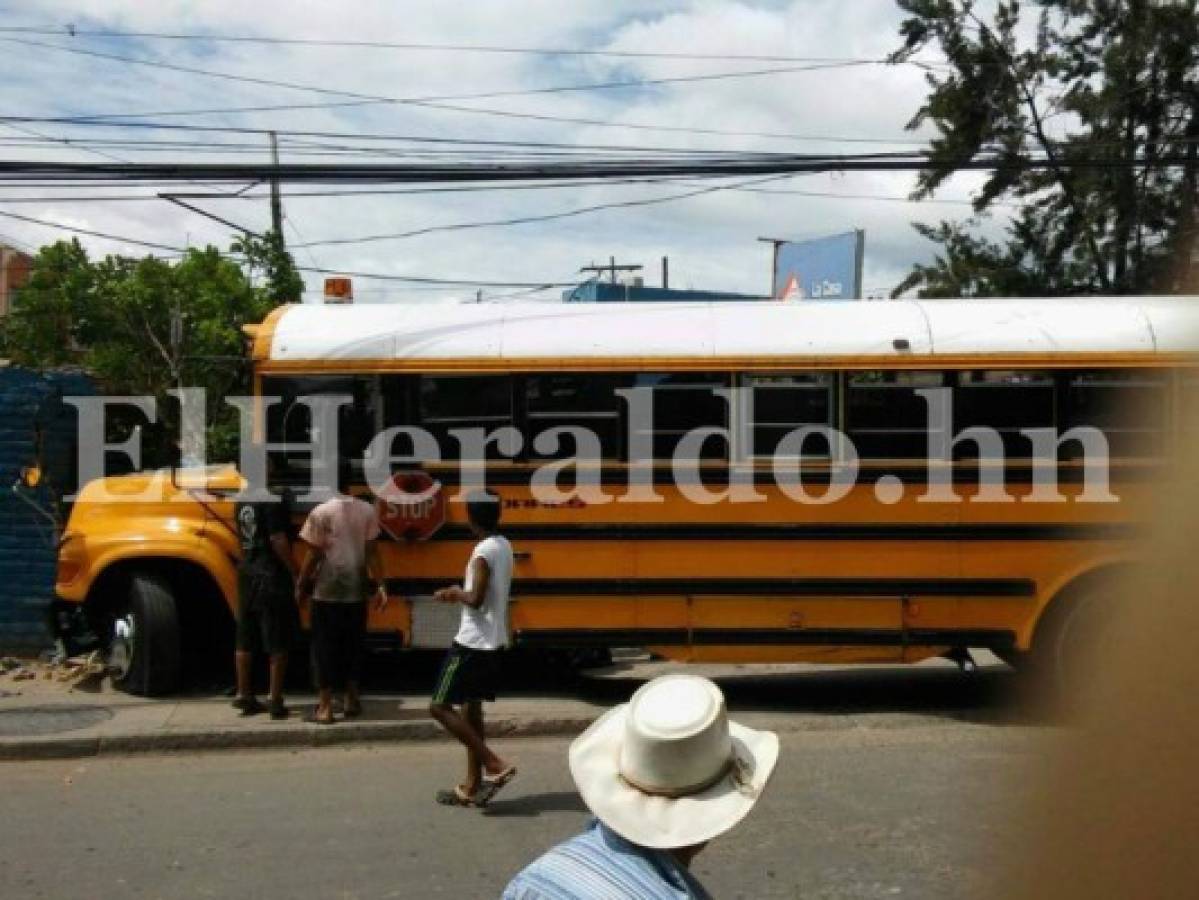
[563,281,762,302]
[255,297,1199,368]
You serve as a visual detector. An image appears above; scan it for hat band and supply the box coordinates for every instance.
[619,754,735,799]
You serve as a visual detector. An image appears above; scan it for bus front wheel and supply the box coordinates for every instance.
[108,573,182,696]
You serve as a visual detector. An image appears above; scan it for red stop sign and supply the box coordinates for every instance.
[376,471,446,542]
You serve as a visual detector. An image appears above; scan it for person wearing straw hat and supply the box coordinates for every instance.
[503,674,779,899]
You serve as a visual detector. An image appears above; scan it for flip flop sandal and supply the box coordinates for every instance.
[476,766,518,805]
[343,704,363,719]
[303,711,336,725]
[435,785,477,807]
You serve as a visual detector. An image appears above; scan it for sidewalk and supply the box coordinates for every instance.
[0,652,1013,761]
[0,678,611,760]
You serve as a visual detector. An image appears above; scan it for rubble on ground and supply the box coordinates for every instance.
[0,652,107,690]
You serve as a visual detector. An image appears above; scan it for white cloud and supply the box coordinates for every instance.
[0,1,1009,301]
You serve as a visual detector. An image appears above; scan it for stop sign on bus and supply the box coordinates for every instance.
[376,471,446,542]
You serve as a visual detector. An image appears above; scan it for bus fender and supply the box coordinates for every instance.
[82,544,237,614]
[1024,555,1140,652]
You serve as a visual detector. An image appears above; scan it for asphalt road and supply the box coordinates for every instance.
[1,716,1049,899]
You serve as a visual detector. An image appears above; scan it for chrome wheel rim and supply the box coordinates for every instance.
[107,614,135,680]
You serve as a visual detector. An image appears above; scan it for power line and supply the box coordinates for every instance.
[0,176,1021,211]
[0,132,774,158]
[0,24,944,67]
[2,116,252,202]
[0,153,1186,187]
[283,213,323,272]
[1,35,879,123]
[14,111,1199,157]
[0,177,698,202]
[0,132,740,155]
[0,35,939,168]
[0,207,186,252]
[699,183,1018,208]
[291,173,801,248]
[0,114,935,150]
[291,264,577,288]
[1,121,128,163]
[0,206,581,288]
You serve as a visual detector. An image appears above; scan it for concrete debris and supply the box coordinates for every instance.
[54,652,107,686]
[0,653,107,688]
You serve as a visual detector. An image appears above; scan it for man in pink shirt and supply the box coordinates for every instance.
[296,466,387,724]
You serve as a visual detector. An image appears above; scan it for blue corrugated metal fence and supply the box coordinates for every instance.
[0,367,94,651]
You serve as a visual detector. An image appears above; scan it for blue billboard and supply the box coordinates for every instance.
[771,230,864,300]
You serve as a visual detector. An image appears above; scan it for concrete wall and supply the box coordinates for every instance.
[0,367,94,651]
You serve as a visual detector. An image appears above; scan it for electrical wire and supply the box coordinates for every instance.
[0,125,925,159]
[0,206,582,288]
[0,177,699,202]
[290,173,801,248]
[283,213,323,272]
[0,35,880,123]
[291,264,577,287]
[0,153,1184,187]
[0,114,937,150]
[0,24,945,67]
[0,207,186,252]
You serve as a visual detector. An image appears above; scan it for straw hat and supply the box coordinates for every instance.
[568,674,779,849]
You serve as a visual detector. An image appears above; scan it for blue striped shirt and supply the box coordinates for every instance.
[503,819,713,900]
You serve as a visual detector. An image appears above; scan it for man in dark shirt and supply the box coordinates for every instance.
[233,484,299,720]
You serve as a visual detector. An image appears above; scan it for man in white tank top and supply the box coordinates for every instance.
[429,490,517,807]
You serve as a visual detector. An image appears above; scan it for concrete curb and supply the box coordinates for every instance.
[0,715,600,761]
[0,710,1000,761]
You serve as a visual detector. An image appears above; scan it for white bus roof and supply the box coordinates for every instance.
[257,297,1199,366]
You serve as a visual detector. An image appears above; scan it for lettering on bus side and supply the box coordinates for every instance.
[67,367,1167,505]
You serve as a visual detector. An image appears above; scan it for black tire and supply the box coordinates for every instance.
[1026,579,1121,711]
[110,573,182,696]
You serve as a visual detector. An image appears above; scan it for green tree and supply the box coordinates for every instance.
[6,239,293,465]
[232,230,305,304]
[891,0,1199,297]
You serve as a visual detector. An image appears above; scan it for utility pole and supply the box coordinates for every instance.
[268,131,284,242]
[579,258,643,284]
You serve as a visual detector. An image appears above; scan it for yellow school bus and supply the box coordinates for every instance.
[49,298,1199,694]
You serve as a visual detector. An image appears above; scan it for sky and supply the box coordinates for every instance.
[0,0,1012,303]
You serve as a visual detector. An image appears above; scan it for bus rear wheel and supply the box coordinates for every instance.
[1029,580,1121,710]
[107,573,182,696]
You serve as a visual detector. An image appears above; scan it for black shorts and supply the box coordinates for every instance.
[432,642,501,705]
[236,566,297,656]
[309,600,367,692]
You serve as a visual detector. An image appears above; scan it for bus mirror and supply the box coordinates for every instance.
[19,466,42,489]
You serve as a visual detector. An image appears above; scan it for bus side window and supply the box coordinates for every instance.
[419,375,514,461]
[954,370,1055,459]
[742,373,835,459]
[1060,369,1167,459]
[526,373,630,462]
[846,371,946,459]
[374,375,422,463]
[262,375,376,476]
[627,372,731,461]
